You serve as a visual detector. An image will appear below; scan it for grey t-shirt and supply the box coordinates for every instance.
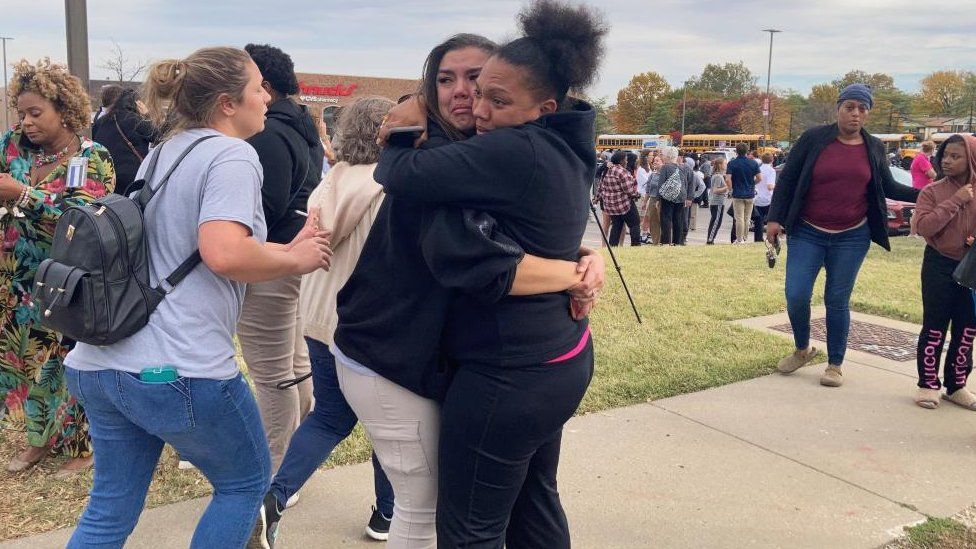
[66,128,266,380]
[708,174,728,207]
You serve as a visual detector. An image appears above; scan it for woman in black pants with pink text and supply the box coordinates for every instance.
[912,134,976,410]
[370,2,607,546]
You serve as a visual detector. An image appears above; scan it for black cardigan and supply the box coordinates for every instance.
[768,123,919,250]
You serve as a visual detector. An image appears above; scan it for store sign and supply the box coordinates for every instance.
[298,82,358,97]
[299,96,339,104]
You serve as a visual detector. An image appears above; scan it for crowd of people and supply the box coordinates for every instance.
[594,143,780,247]
[2,2,976,548]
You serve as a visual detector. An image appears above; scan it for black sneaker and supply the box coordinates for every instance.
[365,506,391,542]
[248,492,283,549]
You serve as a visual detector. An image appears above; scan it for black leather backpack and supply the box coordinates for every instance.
[33,136,214,345]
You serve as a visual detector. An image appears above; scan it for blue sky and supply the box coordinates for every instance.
[4,0,976,101]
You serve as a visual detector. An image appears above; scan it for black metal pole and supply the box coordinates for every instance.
[590,203,642,324]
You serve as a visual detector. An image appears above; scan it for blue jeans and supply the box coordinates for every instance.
[785,222,871,365]
[65,369,270,549]
[271,338,394,517]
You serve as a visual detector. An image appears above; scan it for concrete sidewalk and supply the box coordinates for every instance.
[5,310,973,548]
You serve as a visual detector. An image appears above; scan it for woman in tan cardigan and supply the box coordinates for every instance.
[257,96,397,542]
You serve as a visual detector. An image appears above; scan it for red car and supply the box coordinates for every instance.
[886,166,915,236]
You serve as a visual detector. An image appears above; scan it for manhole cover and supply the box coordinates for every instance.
[770,318,917,362]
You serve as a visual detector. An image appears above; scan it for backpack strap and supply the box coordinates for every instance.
[157,250,202,295]
[136,135,218,211]
[138,135,218,295]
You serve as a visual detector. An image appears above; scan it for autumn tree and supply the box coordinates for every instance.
[738,93,792,140]
[832,70,896,93]
[688,61,758,97]
[585,96,616,137]
[802,83,839,127]
[919,70,967,114]
[612,72,672,133]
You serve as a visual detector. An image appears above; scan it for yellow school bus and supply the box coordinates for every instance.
[872,133,917,156]
[680,134,777,154]
[596,134,673,152]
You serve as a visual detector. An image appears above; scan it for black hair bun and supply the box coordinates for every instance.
[516,0,608,93]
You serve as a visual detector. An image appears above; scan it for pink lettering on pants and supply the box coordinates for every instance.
[922,329,943,389]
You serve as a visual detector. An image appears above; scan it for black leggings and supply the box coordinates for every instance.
[436,340,594,549]
[917,246,976,393]
[659,199,686,245]
[707,204,724,243]
[609,204,641,246]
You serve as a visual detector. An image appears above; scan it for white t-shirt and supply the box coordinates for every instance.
[636,167,649,195]
[755,163,777,207]
[66,128,267,380]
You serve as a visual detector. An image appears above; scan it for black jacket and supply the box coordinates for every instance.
[334,120,523,401]
[374,100,595,367]
[92,109,156,196]
[768,123,919,250]
[247,98,324,244]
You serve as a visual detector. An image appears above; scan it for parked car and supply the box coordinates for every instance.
[886,166,915,236]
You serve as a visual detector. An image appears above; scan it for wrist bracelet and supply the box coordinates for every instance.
[11,184,24,206]
[18,185,30,208]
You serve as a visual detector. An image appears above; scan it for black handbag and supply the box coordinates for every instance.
[953,245,976,290]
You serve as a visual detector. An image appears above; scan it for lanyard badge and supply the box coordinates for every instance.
[66,157,88,189]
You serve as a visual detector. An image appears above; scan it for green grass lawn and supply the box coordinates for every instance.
[888,516,976,548]
[0,238,926,541]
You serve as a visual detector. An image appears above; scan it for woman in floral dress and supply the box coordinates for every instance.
[0,58,115,477]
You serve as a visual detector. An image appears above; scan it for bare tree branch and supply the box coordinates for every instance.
[98,41,146,83]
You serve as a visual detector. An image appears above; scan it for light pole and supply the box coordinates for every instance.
[681,79,690,137]
[762,29,782,146]
[65,0,90,91]
[0,36,12,130]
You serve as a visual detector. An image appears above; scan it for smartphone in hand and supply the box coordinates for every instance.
[387,126,425,148]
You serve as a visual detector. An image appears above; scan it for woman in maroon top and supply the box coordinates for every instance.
[767,83,919,387]
[912,134,976,409]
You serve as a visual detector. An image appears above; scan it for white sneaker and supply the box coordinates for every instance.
[285,492,300,509]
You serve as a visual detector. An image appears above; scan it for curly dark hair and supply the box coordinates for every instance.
[244,43,299,96]
[10,57,92,133]
[497,0,608,102]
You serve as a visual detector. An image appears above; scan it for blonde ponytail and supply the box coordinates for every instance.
[141,47,251,138]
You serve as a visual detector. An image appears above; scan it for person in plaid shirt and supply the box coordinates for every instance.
[597,151,642,246]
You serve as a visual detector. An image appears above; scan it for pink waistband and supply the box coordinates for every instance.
[544,326,592,364]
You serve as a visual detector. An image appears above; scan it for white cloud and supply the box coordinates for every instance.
[3,0,974,101]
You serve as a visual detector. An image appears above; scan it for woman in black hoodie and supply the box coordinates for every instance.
[348,3,608,546]
[238,43,325,480]
[92,88,156,196]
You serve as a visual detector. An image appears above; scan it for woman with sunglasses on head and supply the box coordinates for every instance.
[358,2,608,546]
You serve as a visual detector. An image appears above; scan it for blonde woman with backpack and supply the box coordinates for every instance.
[62,47,332,548]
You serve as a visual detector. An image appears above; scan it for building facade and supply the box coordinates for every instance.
[294,72,419,130]
[83,73,419,133]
